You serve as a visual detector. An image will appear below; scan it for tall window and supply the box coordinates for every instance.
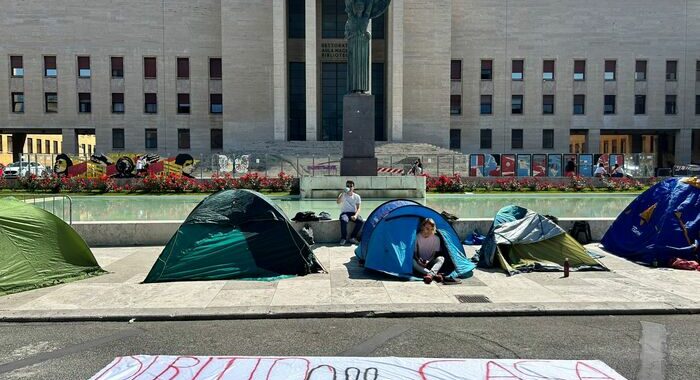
[45,140,50,154]
[666,95,677,114]
[289,63,306,140]
[449,129,461,150]
[574,60,586,81]
[635,60,647,81]
[177,94,191,114]
[512,60,524,80]
[451,60,462,81]
[145,129,158,149]
[372,12,385,39]
[144,93,157,114]
[45,93,58,113]
[112,93,125,113]
[480,129,492,150]
[111,57,124,78]
[512,95,523,114]
[210,94,223,114]
[543,60,555,81]
[511,129,524,149]
[697,61,700,82]
[573,95,585,115]
[288,0,305,38]
[53,141,57,154]
[635,95,646,115]
[666,60,678,81]
[112,129,125,150]
[322,0,347,38]
[178,129,190,149]
[321,62,347,140]
[542,95,555,114]
[144,57,157,79]
[209,58,222,79]
[211,129,223,150]
[12,93,24,113]
[37,139,42,154]
[10,56,23,77]
[44,56,57,77]
[604,95,616,114]
[481,60,493,80]
[542,130,554,149]
[78,93,91,113]
[27,138,33,153]
[696,95,700,115]
[8,137,13,153]
[604,60,616,81]
[177,58,190,79]
[77,56,91,78]
[480,95,493,115]
[372,63,385,140]
[450,95,461,115]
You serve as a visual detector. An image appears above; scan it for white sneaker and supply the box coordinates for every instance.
[339,239,347,246]
[348,238,359,245]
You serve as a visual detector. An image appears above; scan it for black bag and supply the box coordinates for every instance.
[440,211,459,222]
[292,211,319,222]
[318,212,332,221]
[570,221,592,244]
[300,224,315,245]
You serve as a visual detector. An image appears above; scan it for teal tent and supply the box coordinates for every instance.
[144,190,323,283]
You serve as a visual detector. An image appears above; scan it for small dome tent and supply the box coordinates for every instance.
[476,205,606,275]
[355,200,475,279]
[145,190,324,283]
[0,198,104,295]
[601,177,700,266]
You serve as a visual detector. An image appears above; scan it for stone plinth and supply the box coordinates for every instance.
[341,93,377,176]
[299,176,426,199]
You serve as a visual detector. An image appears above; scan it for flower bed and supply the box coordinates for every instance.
[426,174,654,193]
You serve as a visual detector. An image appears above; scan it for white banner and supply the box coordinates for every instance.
[90,355,627,380]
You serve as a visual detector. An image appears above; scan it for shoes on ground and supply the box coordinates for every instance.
[423,275,433,284]
[348,238,359,245]
[339,239,346,246]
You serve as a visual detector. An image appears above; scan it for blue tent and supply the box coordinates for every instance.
[601,177,700,266]
[355,200,475,279]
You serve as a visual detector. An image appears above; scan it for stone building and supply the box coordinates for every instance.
[1,0,699,167]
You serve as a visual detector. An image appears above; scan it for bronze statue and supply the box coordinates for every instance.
[345,0,391,94]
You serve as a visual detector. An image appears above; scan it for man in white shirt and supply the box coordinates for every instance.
[336,180,364,245]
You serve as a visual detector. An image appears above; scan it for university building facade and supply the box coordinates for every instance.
[1,0,699,166]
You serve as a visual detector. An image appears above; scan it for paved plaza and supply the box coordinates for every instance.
[1,244,700,321]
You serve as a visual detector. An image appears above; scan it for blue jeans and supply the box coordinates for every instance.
[340,212,364,240]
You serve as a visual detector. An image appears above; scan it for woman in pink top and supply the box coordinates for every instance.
[413,218,445,284]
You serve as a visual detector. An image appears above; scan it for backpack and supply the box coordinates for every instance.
[292,211,319,222]
[300,224,315,245]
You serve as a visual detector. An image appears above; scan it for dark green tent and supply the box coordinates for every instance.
[0,198,104,296]
[144,190,324,283]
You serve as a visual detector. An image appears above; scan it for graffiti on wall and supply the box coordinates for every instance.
[53,153,197,178]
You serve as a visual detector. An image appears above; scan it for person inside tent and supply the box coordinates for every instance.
[413,218,446,284]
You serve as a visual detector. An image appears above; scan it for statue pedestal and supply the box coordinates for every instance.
[341,93,377,176]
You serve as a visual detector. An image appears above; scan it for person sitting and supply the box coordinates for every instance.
[564,158,577,177]
[594,163,608,178]
[413,218,445,284]
[611,164,625,178]
[336,180,364,245]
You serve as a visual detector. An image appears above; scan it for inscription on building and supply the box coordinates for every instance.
[321,40,347,62]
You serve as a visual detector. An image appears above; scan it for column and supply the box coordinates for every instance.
[675,129,692,164]
[273,0,288,141]
[305,0,318,141]
[387,0,403,141]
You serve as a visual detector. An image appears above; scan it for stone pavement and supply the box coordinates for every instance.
[1,245,700,321]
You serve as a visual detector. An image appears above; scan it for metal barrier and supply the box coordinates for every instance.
[17,194,73,225]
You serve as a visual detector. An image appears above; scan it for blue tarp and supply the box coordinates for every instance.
[601,177,700,265]
[355,200,475,279]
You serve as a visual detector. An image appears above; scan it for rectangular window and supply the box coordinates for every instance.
[481,60,493,81]
[451,60,462,81]
[53,141,57,154]
[543,60,555,81]
[512,95,523,114]
[177,58,190,79]
[144,57,157,78]
[604,60,616,81]
[666,95,677,114]
[112,128,125,150]
[177,94,191,114]
[450,95,461,115]
[288,62,306,141]
[697,61,700,81]
[37,139,42,154]
[288,0,305,38]
[512,60,524,80]
[77,56,91,78]
[144,93,157,114]
[112,93,124,113]
[45,140,50,154]
[211,129,223,150]
[635,60,647,81]
[480,129,492,150]
[209,58,222,79]
[543,95,555,114]
[44,56,57,77]
[27,138,33,153]
[696,95,700,115]
[178,129,190,149]
[635,95,646,115]
[542,129,554,149]
[511,129,524,149]
[604,95,616,114]
[480,95,493,115]
[574,60,586,81]
[210,93,223,114]
[666,60,678,81]
[10,56,23,77]
[145,129,158,149]
[11,92,24,113]
[111,57,124,78]
[322,0,348,38]
[78,93,91,113]
[573,94,585,115]
[45,92,58,113]
[8,137,13,153]
[449,129,461,150]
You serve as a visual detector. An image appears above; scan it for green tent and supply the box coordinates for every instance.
[476,205,607,275]
[0,198,104,296]
[144,190,324,283]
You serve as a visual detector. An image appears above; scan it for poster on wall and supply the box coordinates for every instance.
[594,154,610,170]
[501,154,516,176]
[547,154,563,177]
[485,154,501,177]
[517,154,531,177]
[579,154,594,177]
[532,154,547,177]
[609,154,624,169]
[469,154,485,177]
[563,154,578,176]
